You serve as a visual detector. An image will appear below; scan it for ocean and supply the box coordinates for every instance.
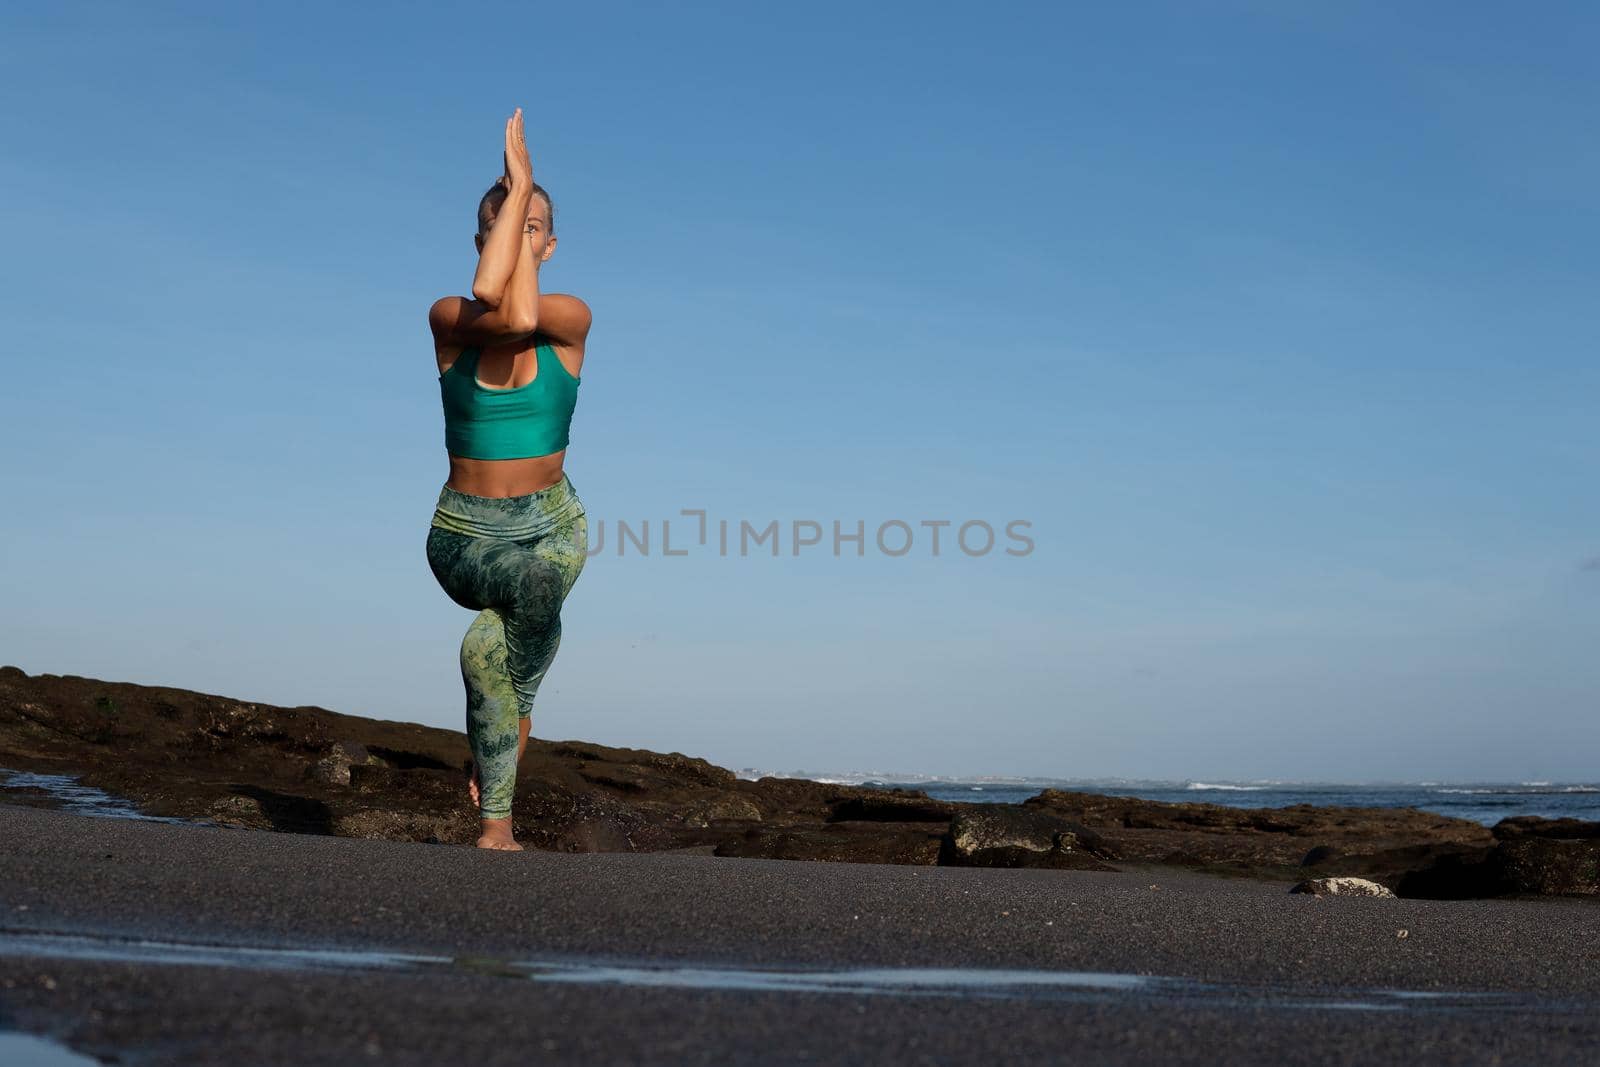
[735,773,1600,828]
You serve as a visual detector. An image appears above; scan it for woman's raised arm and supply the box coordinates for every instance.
[430,233,541,348]
[429,110,545,350]
[492,212,541,333]
[472,108,534,307]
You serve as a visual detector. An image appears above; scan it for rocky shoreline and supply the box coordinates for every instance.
[2,665,1595,899]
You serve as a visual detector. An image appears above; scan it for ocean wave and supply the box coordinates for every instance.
[1185,782,1267,791]
[1434,786,1600,795]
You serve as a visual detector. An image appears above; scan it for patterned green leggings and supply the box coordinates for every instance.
[425,474,588,820]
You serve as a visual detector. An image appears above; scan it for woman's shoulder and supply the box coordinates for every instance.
[541,292,590,312]
[430,296,477,376]
[428,293,475,321]
[535,293,593,352]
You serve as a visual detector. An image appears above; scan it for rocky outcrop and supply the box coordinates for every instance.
[937,807,1117,870]
[684,796,763,827]
[1492,815,1600,841]
[305,741,380,787]
[0,665,1581,898]
[1391,816,1600,898]
[1021,787,1501,890]
[1490,836,1600,896]
[827,792,956,823]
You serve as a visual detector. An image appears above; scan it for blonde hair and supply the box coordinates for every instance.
[477,180,555,236]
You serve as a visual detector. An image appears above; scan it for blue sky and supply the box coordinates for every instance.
[2,1,1595,782]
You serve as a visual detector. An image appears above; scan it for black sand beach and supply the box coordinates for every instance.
[2,802,1598,1065]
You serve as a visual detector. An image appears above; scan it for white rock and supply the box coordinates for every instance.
[1289,876,1396,898]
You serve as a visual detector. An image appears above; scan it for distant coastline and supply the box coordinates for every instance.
[736,769,1600,827]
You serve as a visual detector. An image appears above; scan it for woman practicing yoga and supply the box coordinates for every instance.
[425,107,592,851]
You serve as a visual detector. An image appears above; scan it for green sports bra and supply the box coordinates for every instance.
[439,338,581,460]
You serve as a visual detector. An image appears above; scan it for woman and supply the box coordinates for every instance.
[425,107,592,851]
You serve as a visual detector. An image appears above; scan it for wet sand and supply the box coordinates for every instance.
[1,802,1597,1065]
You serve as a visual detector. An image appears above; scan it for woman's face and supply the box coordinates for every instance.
[475,196,556,262]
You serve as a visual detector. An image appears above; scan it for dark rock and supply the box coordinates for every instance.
[304,740,379,786]
[553,818,641,853]
[1395,834,1600,898]
[1025,788,1494,886]
[1492,816,1600,841]
[208,794,269,829]
[1490,837,1600,896]
[349,763,401,792]
[684,796,763,827]
[641,751,737,788]
[1300,845,1342,867]
[579,768,650,793]
[827,791,955,823]
[363,745,445,771]
[958,845,1118,872]
[1394,846,1502,899]
[549,743,608,761]
[939,806,1115,868]
[306,757,350,786]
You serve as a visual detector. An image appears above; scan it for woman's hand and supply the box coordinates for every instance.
[465,109,537,310]
[503,107,533,191]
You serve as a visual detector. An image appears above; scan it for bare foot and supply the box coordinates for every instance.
[476,815,523,851]
[466,760,480,808]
